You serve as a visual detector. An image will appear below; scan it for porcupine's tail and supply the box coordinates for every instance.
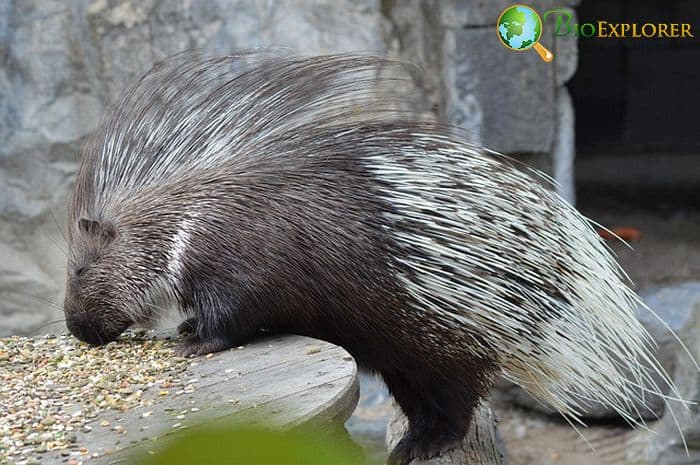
[496,183,696,445]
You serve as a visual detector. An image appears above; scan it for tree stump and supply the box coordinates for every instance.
[386,401,505,465]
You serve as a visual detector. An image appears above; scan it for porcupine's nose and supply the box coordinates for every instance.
[65,315,118,346]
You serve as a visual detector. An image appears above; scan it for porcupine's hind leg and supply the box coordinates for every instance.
[384,364,491,465]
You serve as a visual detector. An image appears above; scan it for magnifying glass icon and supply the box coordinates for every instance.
[497,5,554,62]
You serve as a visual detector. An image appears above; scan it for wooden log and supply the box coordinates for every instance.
[30,334,359,464]
[386,401,505,465]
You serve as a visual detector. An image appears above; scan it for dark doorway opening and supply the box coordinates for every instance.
[567,0,700,289]
[569,0,700,212]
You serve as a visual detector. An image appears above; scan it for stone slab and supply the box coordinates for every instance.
[444,27,556,154]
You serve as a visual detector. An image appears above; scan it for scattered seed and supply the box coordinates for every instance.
[306,346,321,355]
[0,331,191,463]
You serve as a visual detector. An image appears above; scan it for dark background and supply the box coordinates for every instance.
[570,0,700,154]
[571,0,700,214]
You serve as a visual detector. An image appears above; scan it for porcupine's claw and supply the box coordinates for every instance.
[175,334,235,357]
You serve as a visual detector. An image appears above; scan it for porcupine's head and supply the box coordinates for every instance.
[63,213,131,345]
[63,185,182,346]
[61,54,195,345]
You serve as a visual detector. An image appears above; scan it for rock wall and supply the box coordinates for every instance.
[0,0,577,335]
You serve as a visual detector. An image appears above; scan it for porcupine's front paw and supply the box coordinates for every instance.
[387,429,464,465]
[175,334,235,357]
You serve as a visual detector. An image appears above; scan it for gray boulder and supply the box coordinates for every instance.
[649,298,700,465]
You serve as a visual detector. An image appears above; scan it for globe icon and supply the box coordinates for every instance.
[497,5,553,61]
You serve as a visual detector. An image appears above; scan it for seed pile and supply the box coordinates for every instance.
[0,331,190,464]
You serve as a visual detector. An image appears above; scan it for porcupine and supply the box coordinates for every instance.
[63,52,691,464]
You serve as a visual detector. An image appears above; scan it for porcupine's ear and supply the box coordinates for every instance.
[79,218,116,243]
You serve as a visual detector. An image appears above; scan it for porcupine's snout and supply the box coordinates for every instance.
[65,315,117,346]
[64,294,131,346]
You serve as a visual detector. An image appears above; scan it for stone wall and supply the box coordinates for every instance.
[0,0,577,335]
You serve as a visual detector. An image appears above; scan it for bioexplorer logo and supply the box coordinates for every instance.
[497,4,695,63]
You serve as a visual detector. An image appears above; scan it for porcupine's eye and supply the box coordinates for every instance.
[73,254,103,277]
